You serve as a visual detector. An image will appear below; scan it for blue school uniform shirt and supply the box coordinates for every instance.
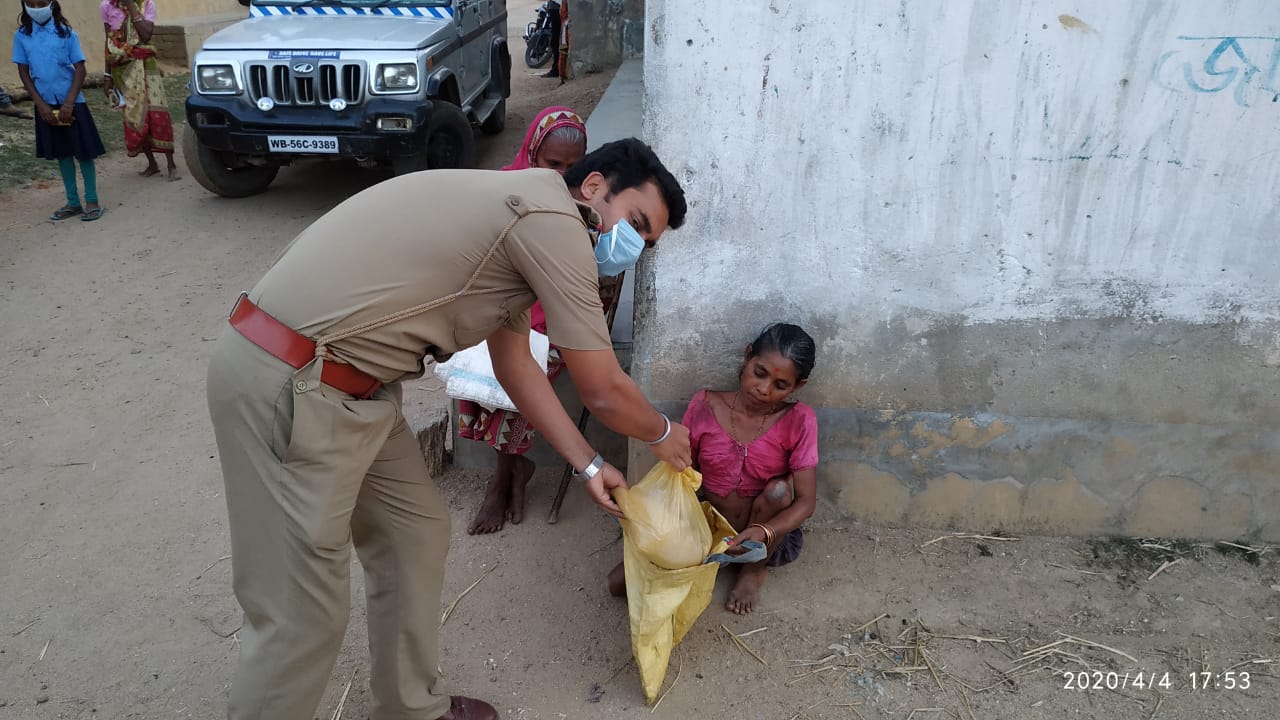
[11,20,86,105]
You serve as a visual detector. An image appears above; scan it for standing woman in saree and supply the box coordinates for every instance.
[556,0,569,83]
[100,0,178,179]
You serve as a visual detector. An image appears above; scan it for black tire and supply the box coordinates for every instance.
[183,125,278,198]
[525,33,552,68]
[479,97,506,135]
[392,101,476,175]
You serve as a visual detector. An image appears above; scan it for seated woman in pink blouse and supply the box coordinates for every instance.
[609,323,819,614]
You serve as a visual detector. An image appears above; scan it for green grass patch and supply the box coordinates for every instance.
[0,72,189,192]
[1084,535,1277,589]
[1212,540,1267,566]
[1086,536,1200,586]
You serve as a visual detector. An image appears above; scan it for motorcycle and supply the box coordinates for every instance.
[522,0,559,69]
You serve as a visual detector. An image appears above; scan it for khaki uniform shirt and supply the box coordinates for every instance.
[249,169,613,384]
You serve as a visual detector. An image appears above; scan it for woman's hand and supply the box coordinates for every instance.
[725,524,769,555]
[585,462,628,518]
[102,74,113,100]
[58,103,74,125]
[122,0,145,25]
[647,420,691,471]
[35,102,56,124]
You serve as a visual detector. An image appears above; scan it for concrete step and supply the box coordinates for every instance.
[153,11,245,68]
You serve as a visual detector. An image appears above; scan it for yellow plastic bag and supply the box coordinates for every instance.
[615,461,713,569]
[614,463,736,703]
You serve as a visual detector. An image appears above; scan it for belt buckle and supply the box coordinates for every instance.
[229,291,248,320]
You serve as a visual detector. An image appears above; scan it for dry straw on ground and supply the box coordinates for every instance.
[920,534,1021,549]
[440,563,498,626]
[782,611,1194,718]
[722,623,767,665]
[330,669,356,720]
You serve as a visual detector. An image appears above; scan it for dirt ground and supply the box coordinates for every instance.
[2,2,1279,717]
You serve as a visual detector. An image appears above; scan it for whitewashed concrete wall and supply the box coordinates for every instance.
[635,0,1280,540]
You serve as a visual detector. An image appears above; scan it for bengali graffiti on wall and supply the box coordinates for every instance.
[1151,35,1280,107]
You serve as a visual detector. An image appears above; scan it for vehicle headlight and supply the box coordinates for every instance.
[376,63,418,92]
[196,64,238,94]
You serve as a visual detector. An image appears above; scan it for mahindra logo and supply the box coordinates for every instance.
[292,62,315,73]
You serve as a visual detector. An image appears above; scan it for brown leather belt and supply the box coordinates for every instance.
[228,293,382,399]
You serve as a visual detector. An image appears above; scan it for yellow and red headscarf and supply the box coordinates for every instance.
[503,105,586,171]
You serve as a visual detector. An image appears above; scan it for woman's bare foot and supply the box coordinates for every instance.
[467,469,511,535]
[726,564,767,614]
[140,150,162,177]
[166,156,180,181]
[506,455,535,525]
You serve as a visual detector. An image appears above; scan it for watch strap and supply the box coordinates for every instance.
[575,453,604,481]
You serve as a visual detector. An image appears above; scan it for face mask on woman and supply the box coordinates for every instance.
[25,4,54,23]
[594,218,645,277]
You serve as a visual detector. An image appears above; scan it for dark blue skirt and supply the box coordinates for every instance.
[767,527,804,567]
[34,102,106,162]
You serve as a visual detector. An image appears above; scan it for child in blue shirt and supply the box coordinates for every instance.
[13,0,107,221]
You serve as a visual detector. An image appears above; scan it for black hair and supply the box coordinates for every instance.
[18,0,71,36]
[748,323,817,381]
[563,138,687,229]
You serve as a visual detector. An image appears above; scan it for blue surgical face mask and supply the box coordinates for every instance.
[25,4,53,23]
[594,218,645,277]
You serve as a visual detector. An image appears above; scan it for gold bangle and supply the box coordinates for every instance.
[748,522,776,546]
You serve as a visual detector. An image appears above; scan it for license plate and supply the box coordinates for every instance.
[267,135,340,154]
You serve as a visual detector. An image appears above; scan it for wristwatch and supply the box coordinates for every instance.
[574,453,604,481]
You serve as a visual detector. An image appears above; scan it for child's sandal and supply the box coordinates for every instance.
[49,205,83,221]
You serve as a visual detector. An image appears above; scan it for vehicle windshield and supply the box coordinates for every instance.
[257,0,450,7]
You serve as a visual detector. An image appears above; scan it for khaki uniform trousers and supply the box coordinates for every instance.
[207,328,452,720]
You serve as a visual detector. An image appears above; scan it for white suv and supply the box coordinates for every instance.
[184,0,510,197]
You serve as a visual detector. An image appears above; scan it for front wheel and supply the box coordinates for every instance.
[183,125,279,198]
[392,101,476,175]
[525,31,552,68]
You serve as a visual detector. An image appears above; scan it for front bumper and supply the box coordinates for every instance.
[186,94,435,160]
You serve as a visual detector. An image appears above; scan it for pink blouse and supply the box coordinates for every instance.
[682,389,819,498]
[100,0,156,30]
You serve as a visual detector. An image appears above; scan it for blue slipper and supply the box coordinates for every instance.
[81,207,106,222]
[50,205,82,221]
